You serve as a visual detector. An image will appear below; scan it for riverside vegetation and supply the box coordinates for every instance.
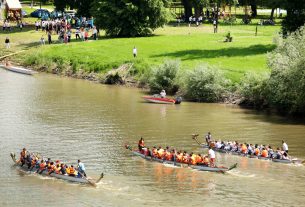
[1,21,305,116]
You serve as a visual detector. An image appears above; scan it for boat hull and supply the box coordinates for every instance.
[200,144,300,164]
[131,151,236,172]
[143,96,176,104]
[1,65,37,75]
[10,153,102,185]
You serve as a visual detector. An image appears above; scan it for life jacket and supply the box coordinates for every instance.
[191,154,197,165]
[261,150,268,158]
[254,148,260,156]
[55,166,61,174]
[48,164,55,172]
[39,163,46,170]
[241,145,247,153]
[165,152,172,161]
[138,140,145,147]
[182,155,189,164]
[68,167,75,175]
[177,153,183,162]
[196,155,203,163]
[157,149,164,159]
[203,157,209,165]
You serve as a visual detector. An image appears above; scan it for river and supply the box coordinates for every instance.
[1,69,305,207]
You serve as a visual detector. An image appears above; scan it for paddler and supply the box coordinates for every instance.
[77,160,86,177]
[138,137,145,152]
[208,146,216,167]
[67,165,76,177]
[261,148,268,158]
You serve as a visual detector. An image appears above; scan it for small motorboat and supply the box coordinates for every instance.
[1,64,37,75]
[143,95,182,104]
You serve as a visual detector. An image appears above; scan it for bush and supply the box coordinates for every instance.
[182,65,228,102]
[238,72,269,108]
[148,60,180,94]
[267,25,305,115]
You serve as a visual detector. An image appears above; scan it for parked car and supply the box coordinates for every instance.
[30,9,50,18]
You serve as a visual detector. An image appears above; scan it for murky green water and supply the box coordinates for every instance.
[1,69,305,207]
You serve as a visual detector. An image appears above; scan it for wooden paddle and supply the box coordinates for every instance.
[78,171,98,187]
[192,134,202,146]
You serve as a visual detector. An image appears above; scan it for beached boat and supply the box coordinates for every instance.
[142,95,182,104]
[10,153,103,187]
[1,65,37,75]
[127,148,237,173]
[200,144,302,164]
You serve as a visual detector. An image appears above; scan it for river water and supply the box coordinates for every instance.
[1,69,305,207]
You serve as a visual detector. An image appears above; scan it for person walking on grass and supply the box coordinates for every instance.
[5,37,10,49]
[213,19,218,33]
[133,46,137,58]
[47,31,52,44]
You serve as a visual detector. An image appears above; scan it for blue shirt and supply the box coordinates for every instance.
[78,162,85,172]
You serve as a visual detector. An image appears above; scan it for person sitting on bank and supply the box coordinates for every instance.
[138,137,145,152]
[160,90,166,98]
[77,160,86,177]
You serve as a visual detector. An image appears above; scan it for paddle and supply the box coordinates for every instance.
[192,134,202,146]
[78,171,97,187]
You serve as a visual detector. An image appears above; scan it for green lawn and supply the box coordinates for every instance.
[0,20,280,83]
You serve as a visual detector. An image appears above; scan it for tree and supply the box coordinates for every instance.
[91,0,169,37]
[267,26,305,115]
[54,0,67,12]
[281,0,305,35]
[76,0,93,17]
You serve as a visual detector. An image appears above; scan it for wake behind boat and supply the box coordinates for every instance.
[1,64,37,75]
[126,145,237,173]
[10,152,103,187]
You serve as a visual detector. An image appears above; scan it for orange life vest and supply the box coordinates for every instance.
[241,145,247,153]
[191,155,197,165]
[157,149,164,159]
[203,157,209,165]
[68,167,75,175]
[182,155,189,164]
[255,148,260,156]
[138,140,145,147]
[261,150,268,157]
[39,163,46,170]
[196,155,203,163]
[177,153,183,162]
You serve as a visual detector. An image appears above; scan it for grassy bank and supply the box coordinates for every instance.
[18,24,279,83]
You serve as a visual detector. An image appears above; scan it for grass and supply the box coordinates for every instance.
[18,23,279,82]
[0,5,281,83]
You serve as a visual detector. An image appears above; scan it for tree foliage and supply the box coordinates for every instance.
[182,65,228,102]
[281,0,305,35]
[54,0,66,12]
[148,60,180,94]
[267,26,305,114]
[91,0,169,37]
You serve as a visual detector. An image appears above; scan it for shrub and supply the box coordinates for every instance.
[238,72,269,108]
[267,25,305,115]
[182,65,228,102]
[148,60,180,94]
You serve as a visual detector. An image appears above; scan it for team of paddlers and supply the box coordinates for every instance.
[17,148,86,177]
[137,137,217,167]
[201,132,290,160]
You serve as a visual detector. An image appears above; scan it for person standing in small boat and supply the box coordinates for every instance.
[282,140,288,154]
[18,148,27,166]
[77,160,86,177]
[160,90,166,98]
[208,146,216,167]
[138,137,145,152]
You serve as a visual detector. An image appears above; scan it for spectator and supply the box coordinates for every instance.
[5,37,10,49]
[75,27,80,40]
[92,26,97,40]
[47,31,52,44]
[133,46,137,58]
[40,36,45,45]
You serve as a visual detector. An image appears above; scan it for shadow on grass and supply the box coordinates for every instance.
[150,44,276,60]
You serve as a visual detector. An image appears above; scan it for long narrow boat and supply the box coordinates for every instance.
[127,148,237,173]
[10,153,103,187]
[199,144,302,164]
[142,96,182,104]
[1,65,37,75]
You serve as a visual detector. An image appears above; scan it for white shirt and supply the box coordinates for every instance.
[208,149,215,159]
[133,48,137,55]
[283,143,288,151]
[160,91,166,98]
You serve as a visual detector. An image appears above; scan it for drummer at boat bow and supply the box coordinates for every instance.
[138,137,145,151]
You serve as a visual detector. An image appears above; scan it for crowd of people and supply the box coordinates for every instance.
[137,138,216,167]
[17,148,87,178]
[205,134,290,160]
